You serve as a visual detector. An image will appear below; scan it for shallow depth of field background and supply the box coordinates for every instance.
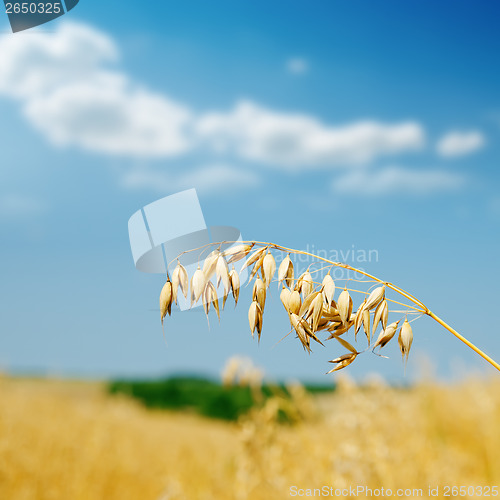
[0,1,499,499]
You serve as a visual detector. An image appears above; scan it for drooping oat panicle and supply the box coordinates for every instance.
[190,266,206,306]
[262,252,276,287]
[223,243,254,263]
[288,290,302,315]
[252,278,267,310]
[229,266,240,306]
[216,254,230,293]
[337,288,353,325]
[159,239,500,376]
[364,285,386,312]
[326,353,357,373]
[373,320,400,350]
[373,299,389,333]
[398,318,413,362]
[160,279,173,324]
[322,274,336,307]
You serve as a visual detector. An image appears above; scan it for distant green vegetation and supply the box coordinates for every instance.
[107,376,335,421]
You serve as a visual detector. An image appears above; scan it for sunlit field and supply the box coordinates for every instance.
[0,373,498,500]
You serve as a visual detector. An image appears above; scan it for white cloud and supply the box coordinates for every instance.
[0,22,426,171]
[332,166,465,196]
[0,194,47,218]
[122,164,260,195]
[24,77,193,157]
[0,22,192,158]
[436,130,485,157]
[197,101,425,168]
[0,22,118,99]
[286,58,308,75]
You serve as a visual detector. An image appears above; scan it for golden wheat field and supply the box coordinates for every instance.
[0,374,499,500]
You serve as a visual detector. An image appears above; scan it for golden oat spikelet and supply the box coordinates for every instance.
[190,266,206,306]
[297,270,314,298]
[290,313,311,353]
[299,291,321,319]
[398,318,413,362]
[172,261,189,301]
[288,290,302,315]
[326,353,357,373]
[202,249,220,280]
[278,254,294,287]
[337,288,353,326]
[229,266,240,306]
[354,299,367,336]
[280,286,291,312]
[223,243,254,263]
[373,321,400,351]
[215,254,230,293]
[252,278,267,310]
[248,301,263,340]
[364,285,386,312]
[160,278,173,324]
[322,274,336,307]
[262,251,276,287]
[362,308,371,344]
[240,246,267,273]
[373,299,389,333]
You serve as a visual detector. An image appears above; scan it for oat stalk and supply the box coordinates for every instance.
[162,240,500,374]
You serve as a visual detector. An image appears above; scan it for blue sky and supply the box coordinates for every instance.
[0,0,499,383]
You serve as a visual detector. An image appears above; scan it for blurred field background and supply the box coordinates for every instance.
[0,362,498,500]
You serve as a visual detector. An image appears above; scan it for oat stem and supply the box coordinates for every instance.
[176,239,499,373]
[427,311,500,372]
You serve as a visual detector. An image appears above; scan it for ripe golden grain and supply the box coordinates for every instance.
[262,252,276,287]
[322,274,335,307]
[160,279,173,324]
[373,321,400,351]
[398,318,413,362]
[337,288,353,326]
[159,240,500,375]
[190,266,206,306]
[278,254,294,287]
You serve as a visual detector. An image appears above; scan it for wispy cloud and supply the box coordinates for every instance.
[0,194,47,218]
[436,130,485,158]
[0,21,426,171]
[122,164,260,195]
[197,101,424,169]
[286,58,309,75]
[332,166,465,196]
